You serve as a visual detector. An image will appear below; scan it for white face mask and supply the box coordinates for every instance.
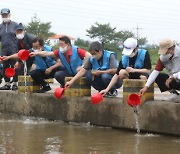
[129,52,135,58]
[59,46,68,53]
[16,33,24,39]
[163,54,172,60]
[33,48,41,52]
[129,49,138,58]
[2,17,10,23]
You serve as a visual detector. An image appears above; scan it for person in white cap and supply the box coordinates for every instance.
[140,38,180,102]
[100,37,151,96]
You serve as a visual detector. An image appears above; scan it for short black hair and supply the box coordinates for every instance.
[32,37,44,46]
[59,36,71,45]
[89,41,103,52]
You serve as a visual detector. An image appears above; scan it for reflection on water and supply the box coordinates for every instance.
[0,112,180,154]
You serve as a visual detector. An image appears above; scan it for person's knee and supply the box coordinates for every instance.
[119,69,129,79]
[101,73,111,81]
[29,70,36,78]
[85,71,92,81]
[54,71,60,80]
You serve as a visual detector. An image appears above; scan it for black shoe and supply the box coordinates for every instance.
[35,86,51,93]
[0,84,11,90]
[11,84,18,91]
[104,90,118,97]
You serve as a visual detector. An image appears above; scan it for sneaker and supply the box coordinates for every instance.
[11,84,18,91]
[104,89,118,97]
[163,93,180,102]
[35,86,51,93]
[0,84,11,90]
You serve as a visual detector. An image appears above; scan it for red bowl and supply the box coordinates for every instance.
[18,49,29,61]
[127,93,141,107]
[91,93,104,105]
[5,68,15,78]
[54,87,66,99]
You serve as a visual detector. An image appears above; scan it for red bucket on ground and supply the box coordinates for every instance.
[54,87,66,99]
[91,93,104,105]
[5,68,15,78]
[18,49,29,61]
[127,93,141,107]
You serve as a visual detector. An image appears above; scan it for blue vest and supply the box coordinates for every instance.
[122,49,146,69]
[90,50,118,70]
[34,45,56,70]
[58,46,83,75]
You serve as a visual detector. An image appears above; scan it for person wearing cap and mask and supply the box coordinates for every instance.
[3,23,36,77]
[100,37,151,96]
[65,41,122,97]
[140,38,180,102]
[30,36,91,88]
[0,8,19,90]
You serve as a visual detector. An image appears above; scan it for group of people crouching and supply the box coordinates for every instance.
[0,8,180,102]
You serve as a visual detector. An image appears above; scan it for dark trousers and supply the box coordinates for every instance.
[30,67,60,87]
[2,59,18,82]
[85,71,122,92]
[18,57,35,75]
[155,73,180,92]
[54,67,74,87]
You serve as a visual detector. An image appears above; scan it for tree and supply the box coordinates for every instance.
[74,38,90,50]
[25,15,55,41]
[86,22,137,53]
[137,37,148,45]
[86,22,118,45]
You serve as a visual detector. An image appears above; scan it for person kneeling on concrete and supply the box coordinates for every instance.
[100,37,151,96]
[65,41,122,97]
[30,37,61,93]
[140,38,180,102]
[30,36,91,88]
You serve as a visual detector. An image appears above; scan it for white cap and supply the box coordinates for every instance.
[122,38,138,55]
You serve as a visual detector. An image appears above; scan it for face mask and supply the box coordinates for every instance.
[16,33,24,39]
[59,46,68,53]
[129,52,135,58]
[33,48,41,52]
[163,54,172,60]
[2,17,10,23]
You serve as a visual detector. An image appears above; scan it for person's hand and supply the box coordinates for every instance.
[2,56,9,61]
[139,86,148,95]
[99,89,108,96]
[14,61,21,69]
[29,52,37,57]
[65,81,73,88]
[165,76,173,88]
[126,67,135,73]
[92,70,102,76]
[45,68,52,74]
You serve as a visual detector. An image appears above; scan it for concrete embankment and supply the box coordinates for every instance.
[0,90,179,136]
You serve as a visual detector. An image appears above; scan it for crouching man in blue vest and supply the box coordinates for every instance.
[65,41,122,97]
[30,36,91,88]
[30,37,61,93]
[100,37,151,96]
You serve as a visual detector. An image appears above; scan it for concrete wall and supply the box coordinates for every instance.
[0,91,179,136]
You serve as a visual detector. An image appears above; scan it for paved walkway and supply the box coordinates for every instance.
[49,80,170,101]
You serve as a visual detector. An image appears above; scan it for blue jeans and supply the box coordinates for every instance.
[85,71,122,92]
